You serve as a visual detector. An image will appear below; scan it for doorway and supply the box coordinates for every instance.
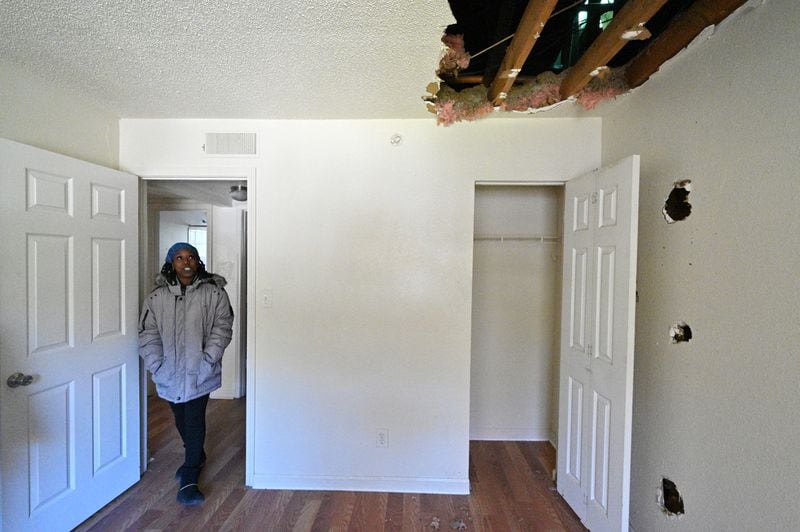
[470,184,564,445]
[471,158,640,531]
[139,178,249,469]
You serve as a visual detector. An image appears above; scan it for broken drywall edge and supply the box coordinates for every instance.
[670,321,693,343]
[663,180,692,224]
[643,0,768,87]
[721,0,770,31]
[657,477,686,519]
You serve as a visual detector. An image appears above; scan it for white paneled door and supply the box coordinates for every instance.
[557,156,639,532]
[0,139,140,531]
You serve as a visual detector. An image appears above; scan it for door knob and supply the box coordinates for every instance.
[7,373,34,388]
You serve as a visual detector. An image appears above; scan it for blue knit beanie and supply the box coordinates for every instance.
[165,242,200,263]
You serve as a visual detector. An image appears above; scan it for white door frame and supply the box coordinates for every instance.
[134,167,256,483]
[474,162,638,532]
[469,180,564,445]
[471,178,566,448]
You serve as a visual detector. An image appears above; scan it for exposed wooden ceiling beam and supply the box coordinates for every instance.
[487,0,559,106]
[625,0,749,88]
[559,0,670,99]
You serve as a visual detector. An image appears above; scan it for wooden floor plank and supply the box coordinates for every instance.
[294,497,324,531]
[75,397,586,531]
[275,491,321,531]
[242,489,294,532]
[401,493,424,532]
[384,492,405,531]
[347,491,388,532]
[199,485,249,531]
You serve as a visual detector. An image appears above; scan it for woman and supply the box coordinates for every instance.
[139,242,234,505]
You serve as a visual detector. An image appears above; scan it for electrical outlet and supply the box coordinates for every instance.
[376,429,388,448]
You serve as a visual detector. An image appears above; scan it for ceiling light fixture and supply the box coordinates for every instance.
[229,185,247,201]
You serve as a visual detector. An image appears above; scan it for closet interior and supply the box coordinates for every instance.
[470,184,564,444]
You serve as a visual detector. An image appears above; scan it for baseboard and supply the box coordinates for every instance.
[470,427,552,441]
[210,390,236,400]
[249,473,470,495]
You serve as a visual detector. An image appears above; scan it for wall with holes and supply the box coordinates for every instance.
[600,0,800,529]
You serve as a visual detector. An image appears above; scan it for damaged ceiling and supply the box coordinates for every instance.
[0,0,752,122]
[430,0,750,124]
[443,0,699,87]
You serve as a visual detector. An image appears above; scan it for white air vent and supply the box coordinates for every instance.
[204,133,257,156]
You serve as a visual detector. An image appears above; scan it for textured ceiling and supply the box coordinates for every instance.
[148,180,248,207]
[0,1,454,119]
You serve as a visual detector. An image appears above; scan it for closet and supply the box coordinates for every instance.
[470,185,563,443]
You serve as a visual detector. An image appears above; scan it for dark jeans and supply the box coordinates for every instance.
[169,393,209,484]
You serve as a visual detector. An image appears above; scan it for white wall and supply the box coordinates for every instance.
[120,117,601,493]
[210,205,245,399]
[600,0,800,529]
[470,186,562,442]
[0,60,119,168]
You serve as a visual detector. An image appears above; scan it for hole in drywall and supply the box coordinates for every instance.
[659,478,685,516]
[663,180,692,223]
[669,321,692,343]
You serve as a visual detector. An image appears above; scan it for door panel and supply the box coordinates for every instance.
[558,156,639,532]
[569,247,589,351]
[565,376,584,483]
[590,390,611,513]
[595,245,616,363]
[1,139,140,531]
[28,382,74,512]
[92,364,126,474]
[28,234,75,353]
[92,238,126,339]
[558,169,595,520]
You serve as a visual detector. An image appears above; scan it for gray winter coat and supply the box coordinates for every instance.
[138,273,234,403]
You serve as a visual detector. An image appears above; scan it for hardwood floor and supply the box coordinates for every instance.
[76,397,585,531]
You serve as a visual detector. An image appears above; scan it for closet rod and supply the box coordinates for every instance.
[474,234,561,243]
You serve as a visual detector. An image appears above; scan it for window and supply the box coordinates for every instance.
[187,225,208,265]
